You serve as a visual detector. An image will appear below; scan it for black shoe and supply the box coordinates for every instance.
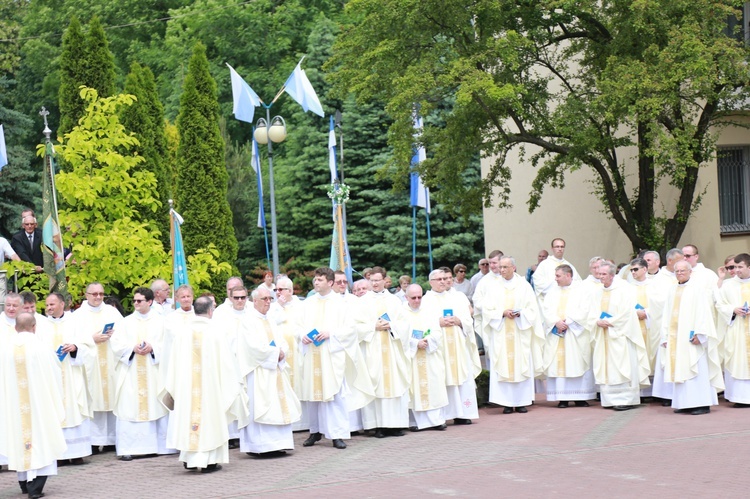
[433,423,447,431]
[613,405,635,411]
[373,429,386,438]
[674,408,690,414]
[733,403,750,408]
[574,401,590,407]
[103,445,116,453]
[70,458,85,465]
[661,399,672,407]
[119,455,133,462]
[183,462,196,470]
[303,432,322,447]
[515,406,528,413]
[91,446,101,455]
[409,426,420,432]
[503,407,513,414]
[228,439,239,449]
[28,494,45,499]
[201,464,222,473]
[332,439,347,449]
[691,406,710,415]
[19,481,28,494]
[557,401,569,408]
[453,418,472,425]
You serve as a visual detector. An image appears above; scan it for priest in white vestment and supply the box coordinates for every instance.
[213,276,245,318]
[0,292,22,468]
[160,296,248,472]
[474,256,543,413]
[111,287,175,460]
[660,261,723,415]
[403,285,448,430]
[72,282,123,451]
[355,267,410,437]
[43,293,93,464]
[299,267,373,450]
[531,238,581,302]
[160,284,195,393]
[540,265,596,407]
[0,313,67,498]
[589,263,650,410]
[716,253,750,407]
[628,258,667,398]
[269,276,307,431]
[238,287,301,456]
[423,268,481,424]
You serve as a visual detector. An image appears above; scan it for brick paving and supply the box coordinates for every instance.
[2,395,749,498]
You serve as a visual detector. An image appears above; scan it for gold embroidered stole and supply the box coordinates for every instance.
[668,286,685,380]
[636,285,648,343]
[136,320,149,421]
[741,283,750,368]
[556,289,569,377]
[412,311,429,408]
[376,296,392,397]
[93,314,110,407]
[52,321,68,426]
[311,299,326,401]
[188,329,203,451]
[503,288,516,381]
[261,318,291,423]
[600,290,612,384]
[14,343,32,470]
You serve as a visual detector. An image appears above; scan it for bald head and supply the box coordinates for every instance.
[15,312,37,333]
[405,284,423,310]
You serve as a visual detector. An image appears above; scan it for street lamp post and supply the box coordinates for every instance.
[254,108,287,278]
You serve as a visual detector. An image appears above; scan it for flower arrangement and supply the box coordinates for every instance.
[327,182,350,205]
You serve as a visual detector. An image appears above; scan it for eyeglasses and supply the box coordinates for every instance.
[334,280,348,285]
[133,299,148,303]
[258,297,272,302]
[726,265,736,270]
[409,296,422,300]
[276,288,291,292]
[630,267,643,273]
[479,263,489,266]
[232,295,248,300]
[87,292,105,297]
[684,254,697,258]
[457,270,466,273]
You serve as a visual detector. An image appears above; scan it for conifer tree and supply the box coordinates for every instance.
[176,43,238,291]
[83,16,116,99]
[121,62,171,248]
[58,16,87,136]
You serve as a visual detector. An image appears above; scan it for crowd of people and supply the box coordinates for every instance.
[0,235,746,498]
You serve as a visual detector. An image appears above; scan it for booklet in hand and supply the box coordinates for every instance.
[599,312,612,319]
[635,303,645,310]
[102,323,115,335]
[56,345,68,362]
[412,329,425,340]
[380,313,391,322]
[443,309,453,317]
[550,326,564,337]
[307,329,325,347]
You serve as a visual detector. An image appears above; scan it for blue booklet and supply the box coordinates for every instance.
[689,330,695,342]
[443,309,453,317]
[412,329,425,340]
[599,312,612,319]
[635,303,645,310]
[270,340,276,347]
[550,326,564,337]
[56,345,67,362]
[307,329,325,347]
[102,323,114,335]
[380,313,391,322]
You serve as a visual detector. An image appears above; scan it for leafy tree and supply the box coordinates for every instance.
[330,0,750,254]
[175,43,238,292]
[0,0,26,75]
[121,62,171,248]
[49,87,228,304]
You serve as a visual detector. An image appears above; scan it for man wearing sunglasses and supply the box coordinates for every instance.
[110,287,174,461]
[72,282,123,454]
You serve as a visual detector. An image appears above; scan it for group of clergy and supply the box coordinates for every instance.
[477,238,744,417]
[4,238,748,496]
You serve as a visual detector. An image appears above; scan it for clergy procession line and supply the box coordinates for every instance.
[1,237,748,498]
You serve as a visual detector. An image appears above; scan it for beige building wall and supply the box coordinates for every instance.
[481,121,750,275]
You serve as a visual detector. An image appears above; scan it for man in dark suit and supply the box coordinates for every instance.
[11,215,44,271]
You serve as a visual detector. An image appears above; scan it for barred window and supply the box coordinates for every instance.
[717,146,750,234]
